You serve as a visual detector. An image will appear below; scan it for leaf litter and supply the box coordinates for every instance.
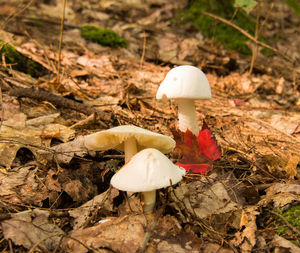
[0,0,300,252]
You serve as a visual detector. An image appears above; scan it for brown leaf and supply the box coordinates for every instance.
[284,155,300,178]
[63,215,147,253]
[1,209,64,251]
[69,188,117,229]
[231,206,259,252]
[0,166,49,206]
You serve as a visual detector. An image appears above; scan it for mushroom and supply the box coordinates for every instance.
[84,125,175,162]
[110,148,186,213]
[156,65,211,136]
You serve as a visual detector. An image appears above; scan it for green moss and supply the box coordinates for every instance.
[275,205,300,246]
[176,0,260,55]
[285,0,300,16]
[0,41,47,77]
[80,25,128,48]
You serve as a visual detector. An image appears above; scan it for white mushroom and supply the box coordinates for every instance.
[84,125,175,162]
[110,148,186,213]
[156,65,211,136]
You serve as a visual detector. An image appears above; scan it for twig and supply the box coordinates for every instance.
[202,11,292,62]
[9,88,112,122]
[57,0,66,85]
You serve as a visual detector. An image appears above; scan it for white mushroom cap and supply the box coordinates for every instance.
[110,148,186,192]
[156,65,211,100]
[84,125,175,154]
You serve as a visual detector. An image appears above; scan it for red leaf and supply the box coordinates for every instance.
[171,121,220,174]
[176,163,211,174]
[197,122,221,161]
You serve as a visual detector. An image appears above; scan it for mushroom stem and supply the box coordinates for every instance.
[177,98,199,136]
[141,190,156,213]
[124,137,138,162]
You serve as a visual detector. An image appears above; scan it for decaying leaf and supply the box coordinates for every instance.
[0,124,76,168]
[1,209,64,252]
[63,215,147,253]
[69,188,118,229]
[284,155,300,178]
[271,235,300,252]
[0,166,49,206]
[38,136,89,164]
[0,125,48,168]
[169,173,240,230]
[231,206,259,252]
[171,122,220,174]
[259,183,300,208]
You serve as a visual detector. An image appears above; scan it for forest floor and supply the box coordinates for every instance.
[0,0,299,252]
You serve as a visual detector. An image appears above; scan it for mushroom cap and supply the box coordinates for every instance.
[110,148,186,192]
[156,65,211,100]
[84,125,175,154]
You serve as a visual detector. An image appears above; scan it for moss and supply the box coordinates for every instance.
[285,0,300,16]
[80,25,128,48]
[0,41,47,77]
[275,205,300,246]
[176,0,260,55]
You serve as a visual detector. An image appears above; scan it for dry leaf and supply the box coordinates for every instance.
[259,183,300,208]
[0,166,49,206]
[284,155,300,178]
[63,215,147,253]
[169,177,239,221]
[69,188,117,229]
[41,124,75,142]
[272,235,300,253]
[1,209,64,251]
[0,125,49,168]
[26,113,60,128]
[40,136,88,164]
[231,206,259,252]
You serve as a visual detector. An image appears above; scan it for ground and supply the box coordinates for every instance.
[0,0,299,252]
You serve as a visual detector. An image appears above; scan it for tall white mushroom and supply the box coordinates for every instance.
[156,65,211,136]
[84,125,175,162]
[110,148,186,213]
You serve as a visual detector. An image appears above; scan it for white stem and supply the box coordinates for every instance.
[124,137,138,163]
[141,190,156,213]
[177,98,199,135]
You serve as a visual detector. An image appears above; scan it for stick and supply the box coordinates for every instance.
[9,88,112,122]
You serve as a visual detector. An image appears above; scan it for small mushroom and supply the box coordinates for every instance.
[110,148,186,213]
[84,125,175,162]
[156,65,211,135]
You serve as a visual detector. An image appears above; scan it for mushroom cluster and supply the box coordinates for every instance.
[83,65,211,213]
[84,125,183,212]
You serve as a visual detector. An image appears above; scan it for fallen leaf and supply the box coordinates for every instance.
[0,125,49,168]
[284,155,300,178]
[171,121,220,174]
[231,206,259,252]
[1,209,64,251]
[259,183,300,208]
[197,122,221,161]
[169,174,240,223]
[69,188,117,229]
[272,235,300,253]
[39,136,88,164]
[63,215,147,253]
[0,166,49,206]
